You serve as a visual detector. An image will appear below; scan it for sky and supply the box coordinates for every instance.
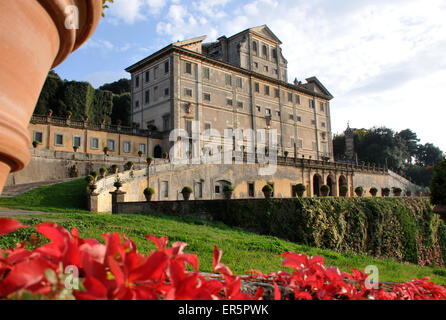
[54,0,446,152]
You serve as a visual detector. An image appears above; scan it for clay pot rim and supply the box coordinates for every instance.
[37,0,103,68]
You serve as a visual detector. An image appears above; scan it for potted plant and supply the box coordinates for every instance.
[0,0,103,194]
[430,159,446,222]
[125,161,134,171]
[48,109,53,117]
[114,177,123,190]
[340,185,348,197]
[73,145,79,152]
[103,146,110,156]
[111,164,119,174]
[138,150,144,157]
[32,140,40,148]
[369,187,378,197]
[147,157,154,166]
[223,185,234,200]
[392,187,402,197]
[294,184,306,198]
[99,167,108,178]
[85,175,94,186]
[101,119,106,125]
[84,116,89,122]
[90,171,98,182]
[144,187,155,202]
[163,152,169,160]
[262,184,274,199]
[354,186,364,197]
[181,186,193,201]
[320,185,330,197]
[382,188,391,197]
[117,119,122,126]
[66,111,72,120]
[147,124,157,132]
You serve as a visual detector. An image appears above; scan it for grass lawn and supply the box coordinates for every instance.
[1,180,445,285]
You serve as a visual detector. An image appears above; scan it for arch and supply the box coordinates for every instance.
[214,180,232,199]
[326,175,335,196]
[313,174,323,197]
[338,175,348,196]
[153,145,162,158]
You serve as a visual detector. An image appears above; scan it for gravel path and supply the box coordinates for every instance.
[1,178,77,197]
[0,208,59,217]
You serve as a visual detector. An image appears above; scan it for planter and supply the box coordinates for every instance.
[262,190,272,199]
[0,0,102,194]
[114,182,122,190]
[182,192,191,201]
[144,193,153,202]
[224,191,233,200]
[433,205,446,223]
[320,190,329,197]
[296,190,305,198]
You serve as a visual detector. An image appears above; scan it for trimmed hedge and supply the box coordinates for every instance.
[207,198,446,266]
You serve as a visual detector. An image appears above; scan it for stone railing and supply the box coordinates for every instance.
[31,114,164,139]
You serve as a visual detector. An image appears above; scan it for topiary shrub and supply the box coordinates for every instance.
[262,184,274,199]
[340,185,348,197]
[146,157,154,165]
[370,187,378,197]
[393,187,403,197]
[125,161,134,171]
[143,187,155,201]
[223,185,235,200]
[294,184,306,198]
[90,171,98,181]
[382,188,391,197]
[99,167,107,178]
[85,175,94,185]
[320,185,330,197]
[355,186,364,197]
[181,186,193,201]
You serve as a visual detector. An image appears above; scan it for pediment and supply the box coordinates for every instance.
[250,25,282,44]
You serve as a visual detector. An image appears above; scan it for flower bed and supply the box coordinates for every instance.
[0,218,445,300]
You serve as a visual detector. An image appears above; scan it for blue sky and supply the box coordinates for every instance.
[54,0,446,152]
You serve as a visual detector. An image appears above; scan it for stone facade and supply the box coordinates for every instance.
[126,25,334,160]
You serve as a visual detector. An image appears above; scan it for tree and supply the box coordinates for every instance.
[415,143,444,167]
[98,78,130,95]
[111,93,131,126]
[396,129,420,164]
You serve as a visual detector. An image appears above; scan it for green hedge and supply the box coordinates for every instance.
[210,198,445,266]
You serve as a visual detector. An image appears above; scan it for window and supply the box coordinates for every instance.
[135,100,140,109]
[185,62,192,74]
[289,114,294,120]
[91,137,99,150]
[203,67,210,80]
[255,82,260,93]
[236,77,242,88]
[205,123,211,131]
[264,65,269,72]
[164,88,169,96]
[154,86,158,100]
[253,62,259,69]
[321,132,327,140]
[311,120,316,125]
[73,136,81,148]
[310,99,315,108]
[265,108,271,115]
[237,101,243,109]
[162,181,168,198]
[164,61,169,73]
[256,106,261,112]
[215,185,220,194]
[273,68,278,75]
[248,183,255,197]
[320,102,325,112]
[123,141,131,153]
[298,139,303,149]
[107,139,115,152]
[197,182,203,198]
[276,111,281,117]
[226,99,233,106]
[139,143,146,154]
[321,122,326,128]
[154,66,158,79]
[163,116,170,131]
[288,93,293,102]
[272,48,277,60]
[185,88,192,97]
[203,93,211,101]
[145,71,149,82]
[262,45,268,57]
[252,41,258,55]
[225,74,232,86]
[264,85,270,96]
[297,116,302,122]
[296,95,301,104]
[145,90,150,104]
[274,88,280,98]
[33,131,43,143]
[135,75,139,88]
[55,134,63,146]
[312,142,317,151]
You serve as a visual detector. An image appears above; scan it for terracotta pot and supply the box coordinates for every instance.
[0,0,102,194]
[263,190,272,199]
[224,191,233,200]
[144,193,153,202]
[182,192,191,201]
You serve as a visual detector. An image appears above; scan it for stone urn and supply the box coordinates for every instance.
[0,0,103,194]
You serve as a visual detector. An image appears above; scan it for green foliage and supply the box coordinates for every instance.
[320,185,330,192]
[99,167,107,174]
[85,175,94,184]
[430,159,446,205]
[207,197,446,266]
[262,184,273,193]
[144,187,155,195]
[370,187,378,197]
[146,157,154,163]
[223,185,234,192]
[294,184,306,192]
[182,186,193,194]
[99,78,130,95]
[382,188,391,197]
[355,186,364,196]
